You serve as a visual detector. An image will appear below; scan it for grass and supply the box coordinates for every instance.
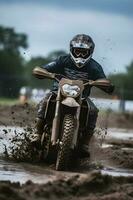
[0,98,19,106]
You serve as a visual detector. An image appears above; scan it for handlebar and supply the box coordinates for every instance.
[33,66,113,89]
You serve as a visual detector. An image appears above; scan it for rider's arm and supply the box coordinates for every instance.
[96,81,115,94]
[93,63,115,94]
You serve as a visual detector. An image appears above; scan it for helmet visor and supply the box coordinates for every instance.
[72,48,91,59]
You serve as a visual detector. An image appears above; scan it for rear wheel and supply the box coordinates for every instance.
[56,114,75,171]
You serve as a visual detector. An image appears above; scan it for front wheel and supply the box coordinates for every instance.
[56,114,75,171]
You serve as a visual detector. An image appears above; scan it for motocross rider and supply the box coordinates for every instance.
[31,34,114,157]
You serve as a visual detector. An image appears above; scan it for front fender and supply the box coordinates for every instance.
[61,97,80,107]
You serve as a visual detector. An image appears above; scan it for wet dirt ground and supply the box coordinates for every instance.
[0,104,133,200]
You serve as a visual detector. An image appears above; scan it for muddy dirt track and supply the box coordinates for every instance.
[0,103,133,129]
[0,104,133,200]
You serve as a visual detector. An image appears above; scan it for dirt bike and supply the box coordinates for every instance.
[33,67,112,171]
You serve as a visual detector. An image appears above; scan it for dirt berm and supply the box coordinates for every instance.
[0,171,133,200]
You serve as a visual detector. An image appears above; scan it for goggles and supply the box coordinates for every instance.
[73,48,90,59]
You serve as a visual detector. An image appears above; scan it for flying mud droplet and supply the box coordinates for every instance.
[94,128,108,146]
[87,128,108,167]
[2,129,8,134]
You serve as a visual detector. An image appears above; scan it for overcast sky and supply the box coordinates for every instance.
[0,0,133,74]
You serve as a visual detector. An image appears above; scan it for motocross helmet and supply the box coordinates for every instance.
[70,34,95,68]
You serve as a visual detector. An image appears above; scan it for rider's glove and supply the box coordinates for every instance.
[99,84,115,94]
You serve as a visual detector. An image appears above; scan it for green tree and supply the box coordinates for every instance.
[0,26,28,97]
[25,50,67,89]
[25,56,51,89]
[109,61,133,100]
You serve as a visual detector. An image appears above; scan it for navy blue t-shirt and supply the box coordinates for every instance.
[42,54,106,98]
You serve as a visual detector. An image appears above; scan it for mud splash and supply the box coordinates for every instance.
[0,126,38,162]
[0,126,133,170]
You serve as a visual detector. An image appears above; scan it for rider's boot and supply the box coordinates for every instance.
[30,118,44,147]
[80,130,94,157]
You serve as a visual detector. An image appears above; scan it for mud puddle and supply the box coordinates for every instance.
[102,167,133,177]
[0,158,83,184]
[0,159,56,184]
[106,128,133,140]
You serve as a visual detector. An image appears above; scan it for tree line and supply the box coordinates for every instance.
[0,25,66,98]
[0,25,133,100]
[109,61,133,100]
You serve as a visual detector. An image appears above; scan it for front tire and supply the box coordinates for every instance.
[56,114,75,171]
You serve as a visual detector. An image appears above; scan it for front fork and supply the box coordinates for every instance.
[51,91,81,149]
[71,106,81,149]
[51,89,61,145]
